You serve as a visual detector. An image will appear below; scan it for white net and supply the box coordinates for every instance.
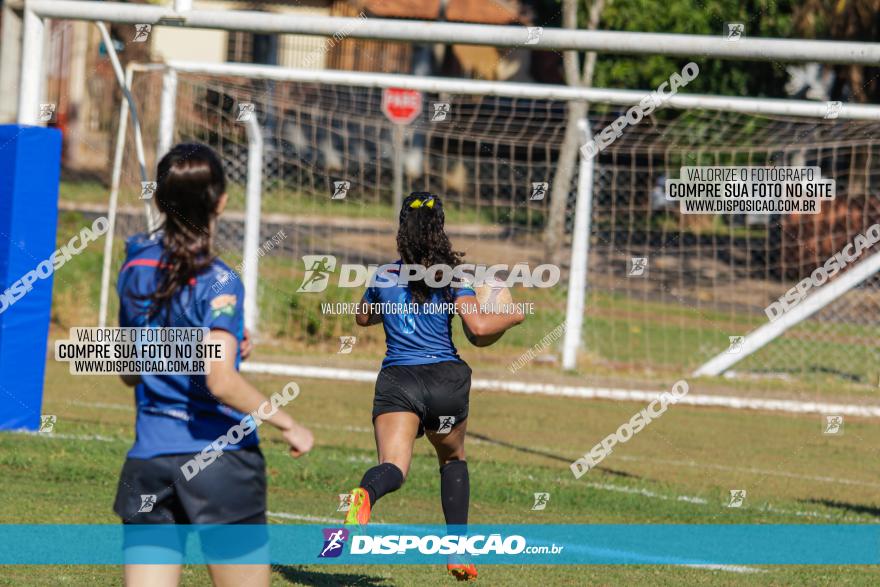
[110,71,572,371]
[105,70,880,391]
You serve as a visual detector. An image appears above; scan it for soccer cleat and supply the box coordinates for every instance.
[343,487,371,526]
[447,562,478,581]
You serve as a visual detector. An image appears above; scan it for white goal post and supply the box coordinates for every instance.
[15,0,880,126]
[13,0,880,379]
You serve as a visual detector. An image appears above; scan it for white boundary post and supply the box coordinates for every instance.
[97,62,164,327]
[98,64,135,328]
[0,1,23,121]
[562,119,595,370]
[242,115,263,335]
[96,22,158,232]
[157,67,177,158]
[16,5,44,125]
[694,249,880,377]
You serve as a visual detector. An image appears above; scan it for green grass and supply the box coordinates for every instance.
[60,180,490,226]
[0,361,878,584]
[50,206,880,395]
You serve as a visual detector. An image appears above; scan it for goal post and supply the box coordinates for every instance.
[13,2,880,388]
[99,59,880,388]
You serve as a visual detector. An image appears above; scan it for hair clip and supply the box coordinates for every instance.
[410,195,435,209]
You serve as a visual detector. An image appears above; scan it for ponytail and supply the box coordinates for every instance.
[147,143,226,318]
[397,192,463,304]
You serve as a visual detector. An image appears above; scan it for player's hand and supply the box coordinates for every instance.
[240,328,253,360]
[282,421,314,458]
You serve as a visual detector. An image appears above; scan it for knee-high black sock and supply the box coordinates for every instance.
[440,460,469,529]
[359,463,404,507]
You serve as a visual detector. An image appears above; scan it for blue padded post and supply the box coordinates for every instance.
[0,125,62,430]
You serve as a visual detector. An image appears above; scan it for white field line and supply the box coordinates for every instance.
[16,420,876,524]
[69,400,133,411]
[241,362,880,418]
[266,511,761,574]
[569,480,876,523]
[583,481,709,504]
[267,511,339,524]
[615,455,880,490]
[10,430,118,442]
[685,564,764,574]
[65,400,876,491]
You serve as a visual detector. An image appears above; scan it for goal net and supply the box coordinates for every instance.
[103,67,880,391]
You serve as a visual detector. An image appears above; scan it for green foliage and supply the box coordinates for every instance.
[565,0,797,98]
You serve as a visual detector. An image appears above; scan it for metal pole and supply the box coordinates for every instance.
[562,119,594,370]
[96,21,158,231]
[392,125,404,214]
[242,115,263,335]
[164,60,880,121]
[17,5,44,124]
[693,249,880,377]
[0,1,23,122]
[98,64,135,328]
[157,67,177,158]
[25,0,880,64]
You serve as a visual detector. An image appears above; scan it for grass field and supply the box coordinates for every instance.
[50,206,880,396]
[1,358,878,585]
[10,193,876,585]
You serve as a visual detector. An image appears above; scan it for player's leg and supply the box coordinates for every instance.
[374,410,420,478]
[428,421,477,581]
[177,450,270,586]
[423,359,475,581]
[426,419,469,526]
[207,564,269,587]
[114,457,187,586]
[124,565,182,587]
[345,411,418,525]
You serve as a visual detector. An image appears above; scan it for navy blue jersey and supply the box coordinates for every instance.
[363,262,475,368]
[117,232,257,459]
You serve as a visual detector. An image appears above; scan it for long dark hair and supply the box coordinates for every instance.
[148,143,227,317]
[397,192,463,304]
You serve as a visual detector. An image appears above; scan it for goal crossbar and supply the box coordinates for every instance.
[17,1,880,124]
[22,0,880,64]
[165,60,880,120]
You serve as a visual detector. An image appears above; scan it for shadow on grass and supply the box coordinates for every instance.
[803,498,880,519]
[274,565,392,586]
[467,430,641,479]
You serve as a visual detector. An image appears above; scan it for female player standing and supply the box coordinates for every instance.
[114,143,313,587]
[346,192,524,581]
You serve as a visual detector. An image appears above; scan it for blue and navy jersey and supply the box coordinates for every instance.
[117,232,257,459]
[363,261,476,368]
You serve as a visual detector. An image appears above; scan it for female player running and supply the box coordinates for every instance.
[346,192,524,581]
[114,143,313,587]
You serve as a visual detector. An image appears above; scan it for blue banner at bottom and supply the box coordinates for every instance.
[0,525,877,565]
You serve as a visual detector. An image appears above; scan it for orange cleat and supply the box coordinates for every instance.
[447,562,478,581]
[343,487,371,526]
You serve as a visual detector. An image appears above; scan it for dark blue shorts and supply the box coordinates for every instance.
[114,446,266,525]
[373,360,472,437]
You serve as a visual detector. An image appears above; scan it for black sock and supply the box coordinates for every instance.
[359,463,404,507]
[440,460,469,529]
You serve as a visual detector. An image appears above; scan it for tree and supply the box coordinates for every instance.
[543,0,604,265]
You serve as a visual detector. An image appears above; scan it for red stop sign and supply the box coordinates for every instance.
[381,88,423,125]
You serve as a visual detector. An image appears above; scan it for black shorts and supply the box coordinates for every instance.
[373,360,472,437]
[114,446,267,525]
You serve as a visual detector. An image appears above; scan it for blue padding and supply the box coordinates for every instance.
[0,125,62,431]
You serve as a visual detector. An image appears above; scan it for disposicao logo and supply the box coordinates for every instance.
[318,528,349,558]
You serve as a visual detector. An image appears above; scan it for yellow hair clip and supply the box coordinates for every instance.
[410,196,435,209]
